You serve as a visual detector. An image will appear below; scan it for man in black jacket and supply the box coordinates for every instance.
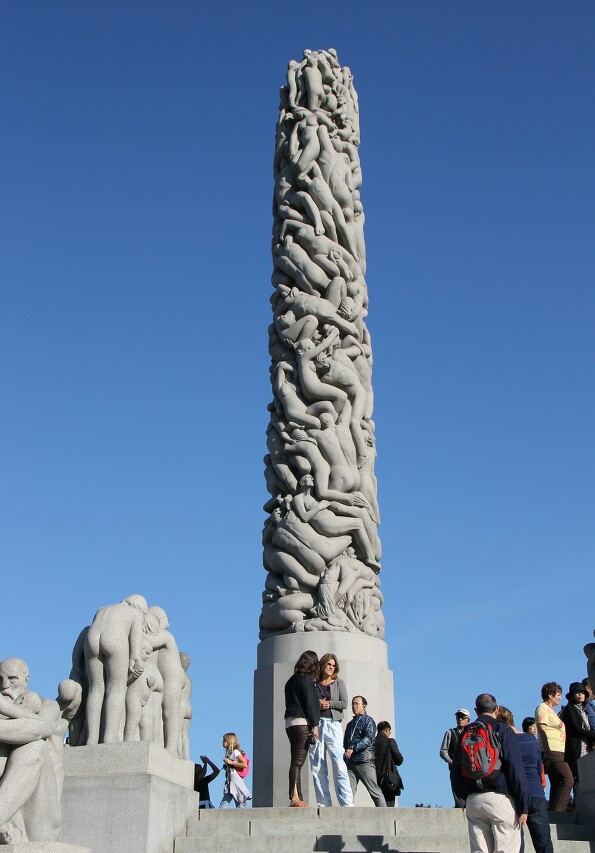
[374,720,403,807]
[343,696,386,807]
[453,693,529,853]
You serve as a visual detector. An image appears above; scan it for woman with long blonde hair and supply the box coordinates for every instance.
[219,732,251,808]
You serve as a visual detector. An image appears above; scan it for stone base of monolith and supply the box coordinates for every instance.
[4,845,90,852]
[59,742,197,853]
[577,750,595,825]
[253,632,395,807]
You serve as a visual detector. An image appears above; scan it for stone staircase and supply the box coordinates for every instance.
[174,807,595,853]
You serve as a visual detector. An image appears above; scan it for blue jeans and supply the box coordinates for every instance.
[309,718,354,807]
[525,796,553,853]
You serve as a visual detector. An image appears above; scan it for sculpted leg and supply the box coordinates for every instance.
[101,647,129,743]
[0,741,45,827]
[83,654,104,745]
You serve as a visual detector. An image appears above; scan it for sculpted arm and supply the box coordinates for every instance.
[292,492,330,522]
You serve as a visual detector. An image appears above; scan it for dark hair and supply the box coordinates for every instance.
[582,678,592,689]
[475,693,497,714]
[541,682,562,701]
[294,650,319,677]
[377,720,391,733]
[352,695,367,707]
[522,717,536,733]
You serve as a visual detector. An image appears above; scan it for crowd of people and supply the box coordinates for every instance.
[439,677,595,853]
[193,649,403,810]
[189,668,595,853]
[283,649,403,808]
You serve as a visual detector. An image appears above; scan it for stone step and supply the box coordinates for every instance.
[176,836,594,853]
[176,807,595,853]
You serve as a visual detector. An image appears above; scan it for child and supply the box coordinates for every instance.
[219,732,251,808]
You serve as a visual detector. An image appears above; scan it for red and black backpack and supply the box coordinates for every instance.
[459,720,502,786]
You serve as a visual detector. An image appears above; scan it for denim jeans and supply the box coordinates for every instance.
[219,793,246,808]
[525,796,554,853]
[309,718,354,807]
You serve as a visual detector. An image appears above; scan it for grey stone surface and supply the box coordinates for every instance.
[175,806,595,853]
[0,659,72,844]
[2,844,90,852]
[261,49,384,640]
[576,750,595,826]
[253,632,394,806]
[60,743,196,853]
[68,596,191,759]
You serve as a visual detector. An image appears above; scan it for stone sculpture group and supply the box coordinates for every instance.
[68,595,192,758]
[260,49,384,640]
[0,594,192,846]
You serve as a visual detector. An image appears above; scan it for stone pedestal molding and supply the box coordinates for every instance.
[253,632,394,806]
[59,742,196,853]
[3,845,90,852]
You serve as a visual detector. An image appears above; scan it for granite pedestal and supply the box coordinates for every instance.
[3,845,90,852]
[253,632,395,807]
[59,742,196,853]
[576,750,595,825]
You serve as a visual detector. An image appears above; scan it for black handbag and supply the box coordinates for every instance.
[381,769,403,797]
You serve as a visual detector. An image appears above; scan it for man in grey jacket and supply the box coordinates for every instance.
[440,708,470,807]
[343,696,386,806]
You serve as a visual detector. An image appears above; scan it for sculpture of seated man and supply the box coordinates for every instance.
[0,658,61,844]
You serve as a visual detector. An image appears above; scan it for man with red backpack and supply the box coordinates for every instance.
[452,694,530,853]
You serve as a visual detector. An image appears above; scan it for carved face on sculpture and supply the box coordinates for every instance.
[300,474,315,490]
[0,658,30,700]
[319,413,334,429]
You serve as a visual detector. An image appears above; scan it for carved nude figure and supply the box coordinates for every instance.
[292,474,380,571]
[83,594,148,745]
[123,643,157,744]
[179,653,192,760]
[294,331,348,412]
[0,659,61,844]
[143,607,186,757]
[289,113,321,174]
[277,285,359,339]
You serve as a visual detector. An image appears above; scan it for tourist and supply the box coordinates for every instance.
[374,720,403,807]
[581,678,595,730]
[343,696,386,806]
[453,693,529,853]
[439,708,470,807]
[284,650,320,807]
[309,653,353,807]
[535,682,573,811]
[560,682,595,799]
[194,755,220,809]
[219,733,251,808]
[501,707,554,853]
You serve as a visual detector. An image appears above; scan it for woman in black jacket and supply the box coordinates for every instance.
[561,682,595,796]
[284,650,320,807]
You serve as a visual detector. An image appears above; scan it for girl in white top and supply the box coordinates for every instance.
[219,732,251,808]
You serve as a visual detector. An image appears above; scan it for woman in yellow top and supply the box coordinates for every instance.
[535,681,574,812]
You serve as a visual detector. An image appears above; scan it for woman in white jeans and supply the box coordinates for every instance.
[309,653,354,807]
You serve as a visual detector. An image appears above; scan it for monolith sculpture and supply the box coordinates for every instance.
[253,49,395,807]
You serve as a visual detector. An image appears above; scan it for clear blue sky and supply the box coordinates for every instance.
[1,1,593,807]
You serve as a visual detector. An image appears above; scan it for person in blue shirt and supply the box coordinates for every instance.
[517,714,553,853]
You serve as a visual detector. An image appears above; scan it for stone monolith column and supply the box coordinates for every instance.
[253,49,394,807]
